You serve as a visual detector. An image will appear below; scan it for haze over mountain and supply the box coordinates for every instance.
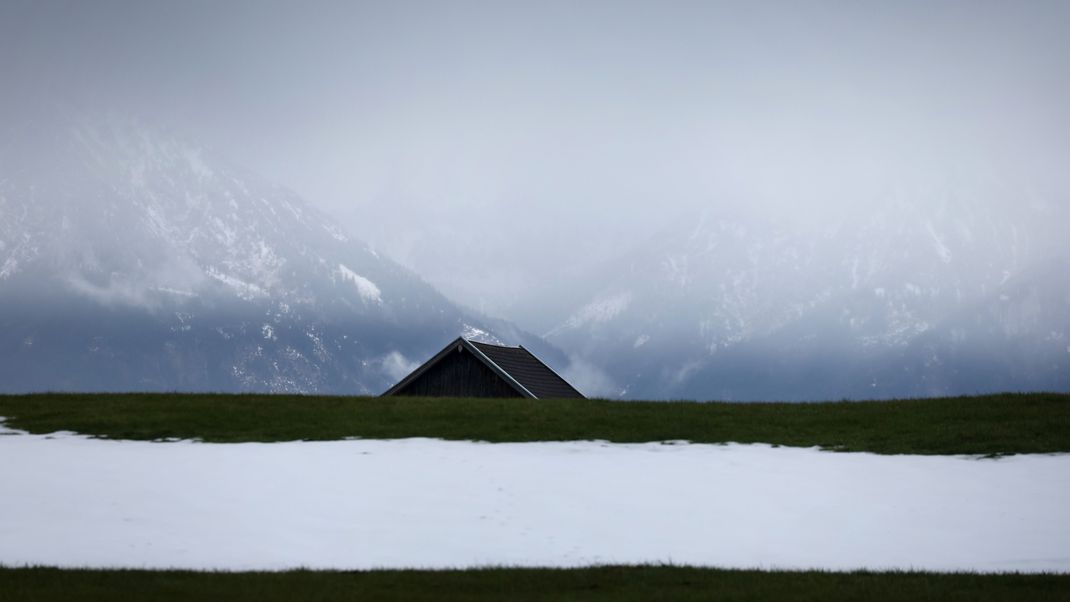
[543,198,1070,400]
[2,1,1069,400]
[0,108,558,394]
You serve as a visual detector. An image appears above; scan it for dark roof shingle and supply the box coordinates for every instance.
[469,340,584,399]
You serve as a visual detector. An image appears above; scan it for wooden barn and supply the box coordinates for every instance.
[382,337,585,399]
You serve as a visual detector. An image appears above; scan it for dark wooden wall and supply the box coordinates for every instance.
[392,346,523,398]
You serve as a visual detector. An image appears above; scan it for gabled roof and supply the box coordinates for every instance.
[381,337,585,399]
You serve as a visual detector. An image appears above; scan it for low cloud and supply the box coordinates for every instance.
[379,351,419,382]
[562,356,618,399]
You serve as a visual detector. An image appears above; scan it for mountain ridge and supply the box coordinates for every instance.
[544,200,1070,400]
[0,110,561,394]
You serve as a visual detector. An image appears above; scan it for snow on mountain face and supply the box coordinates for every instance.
[546,201,1070,401]
[0,112,557,394]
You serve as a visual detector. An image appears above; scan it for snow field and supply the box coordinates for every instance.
[1,423,1068,573]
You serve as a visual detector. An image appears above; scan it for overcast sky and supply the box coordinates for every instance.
[3,0,1069,322]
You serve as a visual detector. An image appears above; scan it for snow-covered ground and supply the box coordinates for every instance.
[1,422,1068,573]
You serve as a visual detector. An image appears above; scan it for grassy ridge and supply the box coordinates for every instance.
[2,566,1069,602]
[0,392,1068,454]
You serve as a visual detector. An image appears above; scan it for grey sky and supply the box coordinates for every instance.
[4,0,1069,323]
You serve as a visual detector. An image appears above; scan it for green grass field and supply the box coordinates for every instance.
[1,392,1068,455]
[2,566,1069,602]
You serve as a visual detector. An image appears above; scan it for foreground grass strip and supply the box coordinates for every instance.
[2,566,1069,602]
[0,392,1068,455]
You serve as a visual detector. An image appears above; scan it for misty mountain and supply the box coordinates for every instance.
[0,111,558,394]
[546,201,1070,400]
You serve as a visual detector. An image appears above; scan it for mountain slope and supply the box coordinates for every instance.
[0,111,556,394]
[546,200,1070,400]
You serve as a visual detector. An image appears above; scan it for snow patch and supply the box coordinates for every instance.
[633,334,650,348]
[206,267,267,301]
[0,428,1067,573]
[211,217,237,247]
[155,286,198,298]
[925,221,952,263]
[338,264,382,304]
[323,224,348,242]
[662,254,690,287]
[0,257,17,280]
[461,324,503,344]
[553,292,633,334]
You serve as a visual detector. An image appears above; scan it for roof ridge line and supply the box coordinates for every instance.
[467,338,521,349]
[379,336,467,396]
[462,339,538,399]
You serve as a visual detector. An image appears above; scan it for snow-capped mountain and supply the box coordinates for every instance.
[0,110,557,394]
[546,198,1070,400]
